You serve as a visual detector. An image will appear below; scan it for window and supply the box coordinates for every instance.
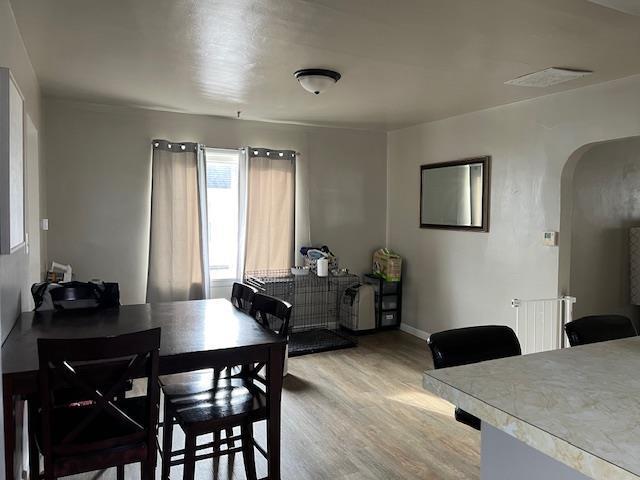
[205,148,241,281]
[203,146,299,287]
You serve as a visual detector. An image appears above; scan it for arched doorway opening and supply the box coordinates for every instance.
[559,136,640,327]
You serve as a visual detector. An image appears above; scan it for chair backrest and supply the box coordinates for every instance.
[427,325,521,369]
[37,328,160,458]
[231,282,259,313]
[564,315,637,347]
[249,293,293,338]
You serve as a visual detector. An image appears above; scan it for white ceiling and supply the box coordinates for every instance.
[10,0,640,130]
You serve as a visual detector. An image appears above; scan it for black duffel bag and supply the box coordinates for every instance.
[31,281,120,311]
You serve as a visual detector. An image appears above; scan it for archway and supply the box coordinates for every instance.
[558,135,640,325]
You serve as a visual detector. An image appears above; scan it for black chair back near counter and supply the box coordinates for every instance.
[35,328,161,480]
[564,315,637,347]
[427,325,522,430]
[231,282,259,313]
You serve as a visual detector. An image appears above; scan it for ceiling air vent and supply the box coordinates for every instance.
[504,68,593,88]
[586,0,640,16]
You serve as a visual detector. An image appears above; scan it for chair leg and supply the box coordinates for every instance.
[42,459,55,480]
[161,404,174,480]
[28,397,40,480]
[42,448,55,480]
[116,465,124,480]
[226,427,235,450]
[214,429,221,451]
[146,429,158,479]
[241,422,257,480]
[183,433,197,480]
[141,460,156,480]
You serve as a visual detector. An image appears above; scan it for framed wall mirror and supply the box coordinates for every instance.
[0,67,26,254]
[420,156,490,232]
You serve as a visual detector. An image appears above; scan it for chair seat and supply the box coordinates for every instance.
[161,373,266,430]
[160,366,242,387]
[37,396,149,457]
[51,442,148,477]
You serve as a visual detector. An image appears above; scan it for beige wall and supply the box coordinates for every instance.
[44,99,387,304]
[569,137,640,324]
[0,0,44,474]
[0,0,43,339]
[387,74,640,336]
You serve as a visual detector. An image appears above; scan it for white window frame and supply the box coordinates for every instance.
[204,148,246,290]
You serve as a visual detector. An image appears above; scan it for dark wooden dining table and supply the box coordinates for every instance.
[1,298,286,480]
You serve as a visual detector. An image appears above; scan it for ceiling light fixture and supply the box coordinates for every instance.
[294,69,341,95]
[505,68,592,88]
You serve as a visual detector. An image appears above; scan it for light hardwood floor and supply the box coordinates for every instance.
[73,331,480,480]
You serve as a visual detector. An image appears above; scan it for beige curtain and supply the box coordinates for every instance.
[244,150,295,272]
[146,140,205,302]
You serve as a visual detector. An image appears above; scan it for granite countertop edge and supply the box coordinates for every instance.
[422,371,639,480]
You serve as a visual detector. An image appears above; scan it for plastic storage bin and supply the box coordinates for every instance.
[363,274,402,329]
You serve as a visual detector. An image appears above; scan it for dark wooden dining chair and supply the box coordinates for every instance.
[29,282,130,478]
[197,282,259,443]
[160,294,292,480]
[249,293,292,339]
[245,293,293,377]
[564,315,638,346]
[231,282,259,313]
[32,328,161,480]
[427,325,521,430]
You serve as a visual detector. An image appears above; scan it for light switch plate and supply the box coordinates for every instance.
[543,231,558,246]
[41,218,49,231]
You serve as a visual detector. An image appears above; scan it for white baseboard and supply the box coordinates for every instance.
[400,323,430,340]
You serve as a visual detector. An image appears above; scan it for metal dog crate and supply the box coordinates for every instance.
[244,270,359,356]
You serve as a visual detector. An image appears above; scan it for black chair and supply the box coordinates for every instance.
[160,294,292,480]
[564,315,637,347]
[427,325,521,430]
[245,293,292,378]
[33,328,161,480]
[28,282,129,478]
[249,293,292,339]
[231,282,259,313]
[219,283,258,444]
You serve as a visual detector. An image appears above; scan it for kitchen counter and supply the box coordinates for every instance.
[423,336,640,480]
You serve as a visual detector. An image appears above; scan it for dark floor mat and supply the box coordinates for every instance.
[289,328,357,357]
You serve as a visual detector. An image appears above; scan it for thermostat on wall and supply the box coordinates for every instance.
[543,231,558,246]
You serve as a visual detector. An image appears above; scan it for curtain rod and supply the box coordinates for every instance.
[200,145,300,157]
[152,139,198,152]
[152,140,300,157]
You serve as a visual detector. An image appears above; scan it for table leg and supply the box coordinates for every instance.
[266,344,284,480]
[3,376,16,480]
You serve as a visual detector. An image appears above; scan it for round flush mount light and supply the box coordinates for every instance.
[294,69,341,95]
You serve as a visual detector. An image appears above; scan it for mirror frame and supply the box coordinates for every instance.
[419,155,491,232]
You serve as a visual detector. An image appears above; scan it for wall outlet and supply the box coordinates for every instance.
[543,231,558,246]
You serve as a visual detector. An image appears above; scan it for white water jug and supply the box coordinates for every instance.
[317,257,329,277]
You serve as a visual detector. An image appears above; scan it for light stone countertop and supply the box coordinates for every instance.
[423,336,640,480]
